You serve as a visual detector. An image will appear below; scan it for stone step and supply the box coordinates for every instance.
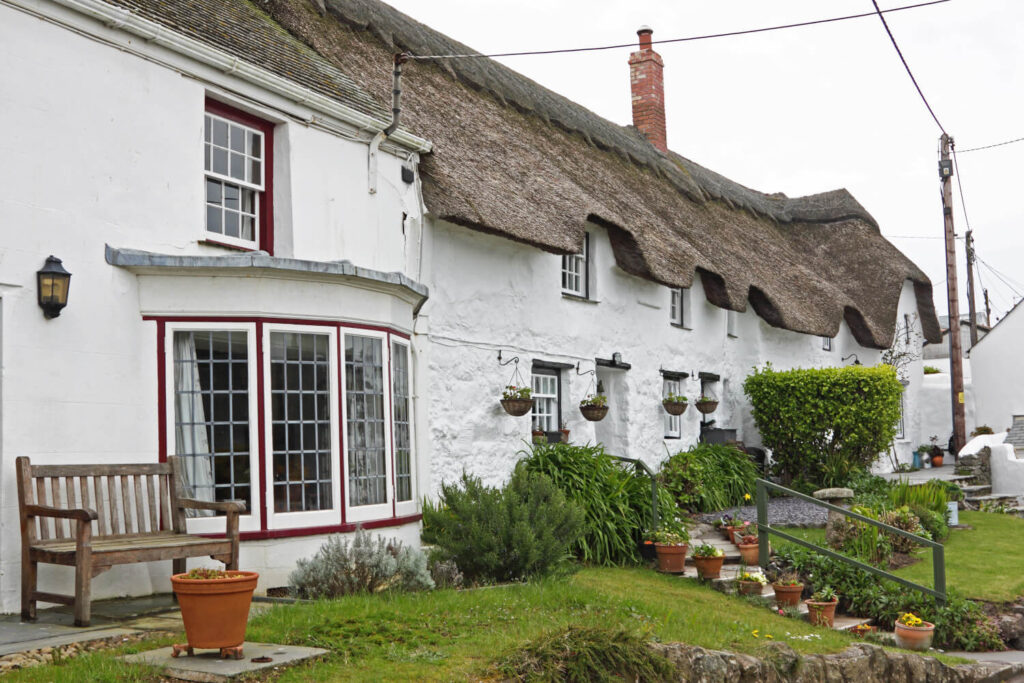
[966,493,1021,504]
[960,484,992,495]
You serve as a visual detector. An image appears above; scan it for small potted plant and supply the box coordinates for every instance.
[894,612,935,651]
[928,435,944,468]
[646,527,690,573]
[717,514,733,540]
[170,567,259,659]
[579,394,609,422]
[531,426,547,444]
[727,519,750,545]
[805,586,839,627]
[695,395,718,414]
[500,385,533,416]
[771,571,804,608]
[737,569,767,596]
[736,532,760,565]
[559,421,570,443]
[850,623,877,638]
[662,392,688,416]
[691,544,726,579]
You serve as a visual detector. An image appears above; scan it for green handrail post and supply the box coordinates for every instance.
[754,478,946,603]
[756,481,769,569]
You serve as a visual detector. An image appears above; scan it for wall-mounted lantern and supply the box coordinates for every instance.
[37,256,71,319]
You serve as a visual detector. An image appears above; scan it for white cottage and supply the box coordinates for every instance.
[0,0,940,613]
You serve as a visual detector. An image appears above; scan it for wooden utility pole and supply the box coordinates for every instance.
[965,230,979,346]
[984,289,992,327]
[939,134,966,455]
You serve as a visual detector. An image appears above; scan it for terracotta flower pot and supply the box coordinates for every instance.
[737,580,764,596]
[654,543,688,573]
[737,542,760,565]
[805,599,838,628]
[695,400,718,415]
[894,621,935,651]
[726,525,746,544]
[171,571,259,650]
[663,401,688,416]
[580,404,609,421]
[692,555,725,579]
[931,455,944,468]
[772,583,804,607]
[500,398,533,416]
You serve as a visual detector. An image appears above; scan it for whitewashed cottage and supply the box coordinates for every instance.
[0,0,940,612]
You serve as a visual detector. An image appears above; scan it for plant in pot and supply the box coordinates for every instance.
[736,532,761,565]
[928,435,944,468]
[662,392,688,416]
[170,567,259,659]
[727,519,751,545]
[893,611,935,651]
[771,571,804,608]
[805,586,839,628]
[646,527,690,573]
[500,385,533,416]
[691,544,725,579]
[531,426,547,444]
[695,395,718,414]
[579,393,609,422]
[736,569,767,596]
[717,514,733,540]
[558,421,570,443]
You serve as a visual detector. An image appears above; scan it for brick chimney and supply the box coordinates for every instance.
[628,26,667,153]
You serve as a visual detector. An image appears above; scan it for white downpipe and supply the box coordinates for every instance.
[368,131,385,194]
[5,0,432,154]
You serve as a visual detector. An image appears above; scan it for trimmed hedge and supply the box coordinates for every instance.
[743,364,903,489]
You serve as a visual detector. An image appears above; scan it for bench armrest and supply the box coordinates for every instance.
[177,498,246,514]
[25,504,98,522]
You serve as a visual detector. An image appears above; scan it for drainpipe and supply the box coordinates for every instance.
[368,53,409,194]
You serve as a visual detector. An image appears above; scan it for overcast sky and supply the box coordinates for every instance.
[382,0,1023,324]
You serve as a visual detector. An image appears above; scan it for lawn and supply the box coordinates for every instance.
[776,510,1024,603]
[7,568,860,682]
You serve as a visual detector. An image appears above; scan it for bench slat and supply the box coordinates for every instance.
[107,476,119,535]
[31,464,171,477]
[133,476,146,534]
[79,477,90,532]
[119,476,132,534]
[93,476,108,536]
[146,476,158,534]
[160,475,172,532]
[36,478,49,539]
[50,478,64,539]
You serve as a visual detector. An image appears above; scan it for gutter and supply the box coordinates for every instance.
[5,0,432,154]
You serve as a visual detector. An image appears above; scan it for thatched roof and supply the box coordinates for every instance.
[93,0,941,348]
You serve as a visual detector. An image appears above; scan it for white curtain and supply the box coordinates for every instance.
[174,333,215,517]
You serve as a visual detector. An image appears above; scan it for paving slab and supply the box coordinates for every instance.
[0,627,140,657]
[122,641,328,682]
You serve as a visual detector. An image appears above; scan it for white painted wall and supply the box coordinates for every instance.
[970,303,1024,435]
[0,3,426,613]
[418,219,924,491]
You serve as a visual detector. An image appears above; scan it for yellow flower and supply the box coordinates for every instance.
[752,629,759,638]
[744,493,752,501]
[766,634,774,639]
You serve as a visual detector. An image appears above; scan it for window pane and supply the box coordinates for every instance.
[230,153,245,180]
[347,336,387,506]
[212,119,228,147]
[206,206,222,234]
[531,371,559,432]
[392,342,412,502]
[212,147,228,176]
[663,379,681,438]
[270,332,332,513]
[173,330,251,515]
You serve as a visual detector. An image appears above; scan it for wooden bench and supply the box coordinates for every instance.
[16,456,244,626]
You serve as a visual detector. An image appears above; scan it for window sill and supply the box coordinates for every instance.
[671,323,692,331]
[200,238,259,253]
[727,333,739,339]
[562,293,598,304]
[664,435,681,440]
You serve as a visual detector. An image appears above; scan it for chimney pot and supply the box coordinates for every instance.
[629,26,667,153]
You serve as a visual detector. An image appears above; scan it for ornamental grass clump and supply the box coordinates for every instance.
[658,444,758,513]
[290,528,434,598]
[421,468,583,584]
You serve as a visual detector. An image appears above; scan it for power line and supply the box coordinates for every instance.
[950,149,972,232]
[886,234,964,240]
[404,0,950,60]
[977,258,1023,297]
[956,135,1024,154]
[869,0,947,135]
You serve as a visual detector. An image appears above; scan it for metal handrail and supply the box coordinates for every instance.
[755,478,946,604]
[607,454,659,531]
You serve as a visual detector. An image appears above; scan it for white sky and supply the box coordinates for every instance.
[381,0,1023,323]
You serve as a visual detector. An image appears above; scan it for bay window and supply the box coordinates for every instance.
[165,321,414,534]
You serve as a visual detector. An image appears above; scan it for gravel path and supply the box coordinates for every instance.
[699,496,827,527]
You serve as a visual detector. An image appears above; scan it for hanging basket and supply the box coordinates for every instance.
[663,401,688,416]
[500,398,533,416]
[695,400,718,415]
[580,404,609,422]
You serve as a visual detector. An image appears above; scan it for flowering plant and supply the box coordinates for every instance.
[502,385,532,400]
[579,394,608,408]
[662,392,688,404]
[691,544,724,558]
[810,586,838,602]
[773,571,802,587]
[897,612,927,628]
[645,528,689,545]
[738,570,767,585]
[738,533,758,545]
[696,395,716,403]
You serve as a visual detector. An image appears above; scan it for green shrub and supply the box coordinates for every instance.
[519,442,677,565]
[923,365,942,374]
[743,364,903,488]
[889,480,949,516]
[848,469,893,509]
[911,505,950,542]
[492,626,674,683]
[828,506,892,567]
[878,506,929,554]
[658,444,759,513]
[778,547,1003,651]
[290,528,435,598]
[971,425,995,436]
[421,469,582,583]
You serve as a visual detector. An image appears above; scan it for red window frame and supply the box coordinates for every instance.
[204,98,275,255]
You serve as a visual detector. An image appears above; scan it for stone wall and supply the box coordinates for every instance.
[652,641,1023,683]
